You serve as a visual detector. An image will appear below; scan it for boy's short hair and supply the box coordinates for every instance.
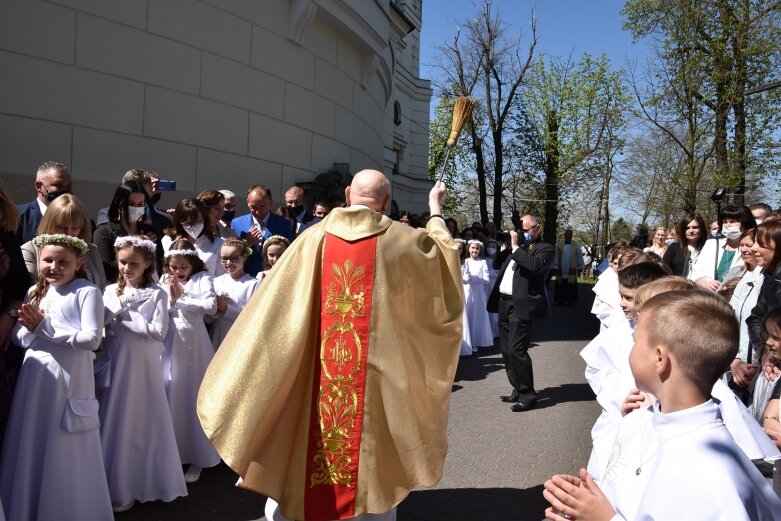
[634,276,693,310]
[642,290,738,392]
[617,262,669,289]
[607,242,629,262]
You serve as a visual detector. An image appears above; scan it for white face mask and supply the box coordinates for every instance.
[127,206,145,222]
[756,219,764,225]
[722,226,742,240]
[184,223,204,238]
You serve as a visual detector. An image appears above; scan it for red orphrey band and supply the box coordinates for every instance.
[304,233,377,520]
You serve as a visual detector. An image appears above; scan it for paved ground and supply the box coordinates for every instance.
[118,286,600,521]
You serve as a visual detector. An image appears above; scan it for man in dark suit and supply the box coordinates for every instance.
[16,161,72,244]
[284,185,316,234]
[232,185,293,276]
[487,214,554,412]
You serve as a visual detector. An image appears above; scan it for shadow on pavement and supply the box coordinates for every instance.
[399,485,546,521]
[115,462,267,521]
[453,346,506,387]
[535,285,599,343]
[534,383,595,410]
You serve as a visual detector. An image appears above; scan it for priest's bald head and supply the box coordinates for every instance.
[345,169,391,214]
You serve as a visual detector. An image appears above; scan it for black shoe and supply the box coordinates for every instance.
[511,399,537,412]
[500,391,519,403]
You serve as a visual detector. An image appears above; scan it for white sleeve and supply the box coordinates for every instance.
[690,239,717,282]
[478,261,490,285]
[175,273,218,315]
[35,288,103,351]
[121,290,170,341]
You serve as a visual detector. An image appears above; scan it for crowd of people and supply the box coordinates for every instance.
[3,159,781,520]
[547,204,781,520]
[0,162,336,518]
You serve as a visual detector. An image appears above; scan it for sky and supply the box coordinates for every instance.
[419,0,652,100]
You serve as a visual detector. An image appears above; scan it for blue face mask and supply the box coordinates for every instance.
[522,232,533,244]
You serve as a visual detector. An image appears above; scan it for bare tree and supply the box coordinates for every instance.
[435,0,538,225]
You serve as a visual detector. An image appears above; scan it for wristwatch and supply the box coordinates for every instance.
[7,309,19,318]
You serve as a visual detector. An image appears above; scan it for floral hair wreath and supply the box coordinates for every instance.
[265,235,291,247]
[33,233,89,254]
[114,235,157,253]
[467,239,484,248]
[164,248,200,259]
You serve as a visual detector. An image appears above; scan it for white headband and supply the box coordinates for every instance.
[164,248,199,259]
[114,236,157,253]
[467,239,484,248]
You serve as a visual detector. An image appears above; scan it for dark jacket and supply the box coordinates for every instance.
[747,264,781,353]
[230,212,294,276]
[662,244,689,277]
[15,200,43,245]
[487,239,555,320]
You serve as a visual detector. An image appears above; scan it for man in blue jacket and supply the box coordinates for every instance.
[16,161,72,244]
[231,185,293,276]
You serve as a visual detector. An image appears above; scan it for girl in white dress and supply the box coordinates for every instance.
[209,238,259,350]
[462,240,494,352]
[456,239,472,356]
[162,198,226,277]
[99,236,187,512]
[161,239,221,484]
[256,235,290,283]
[0,234,113,520]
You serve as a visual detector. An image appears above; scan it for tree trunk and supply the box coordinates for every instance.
[542,109,560,244]
[492,128,503,225]
[468,122,489,224]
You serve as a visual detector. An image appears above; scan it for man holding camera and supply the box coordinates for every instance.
[488,214,554,412]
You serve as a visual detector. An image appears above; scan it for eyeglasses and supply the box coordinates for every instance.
[219,256,240,263]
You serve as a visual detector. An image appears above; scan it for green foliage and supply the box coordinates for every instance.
[622,0,781,207]
[610,217,634,243]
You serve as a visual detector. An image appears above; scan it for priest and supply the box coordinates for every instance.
[198,170,463,521]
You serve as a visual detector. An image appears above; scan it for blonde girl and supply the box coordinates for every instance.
[99,236,186,511]
[1,234,112,520]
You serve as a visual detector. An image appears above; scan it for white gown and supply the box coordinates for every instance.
[99,284,188,506]
[462,258,493,349]
[209,273,259,351]
[599,401,781,520]
[591,267,620,333]
[1,279,113,521]
[161,271,221,468]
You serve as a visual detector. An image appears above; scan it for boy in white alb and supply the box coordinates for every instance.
[544,290,781,521]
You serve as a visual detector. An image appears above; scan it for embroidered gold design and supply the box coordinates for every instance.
[311,258,367,487]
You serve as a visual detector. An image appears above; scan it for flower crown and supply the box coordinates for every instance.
[164,248,199,259]
[114,236,157,253]
[467,239,484,248]
[33,233,89,254]
[265,235,290,246]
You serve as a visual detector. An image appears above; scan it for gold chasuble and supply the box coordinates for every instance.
[197,207,464,521]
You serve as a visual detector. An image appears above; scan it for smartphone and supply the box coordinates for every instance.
[156,180,177,191]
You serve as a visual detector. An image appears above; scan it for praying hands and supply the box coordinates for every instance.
[543,468,615,521]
